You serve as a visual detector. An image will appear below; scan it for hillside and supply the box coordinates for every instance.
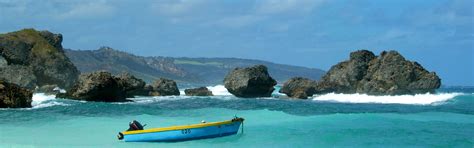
[65,47,325,85]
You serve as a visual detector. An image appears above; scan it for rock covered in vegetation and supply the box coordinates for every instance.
[58,71,128,102]
[0,29,80,89]
[0,80,33,108]
[224,65,277,98]
[315,50,441,95]
[148,78,180,96]
[279,77,318,99]
[185,87,213,96]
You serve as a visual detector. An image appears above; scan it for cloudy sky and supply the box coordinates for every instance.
[1,0,473,85]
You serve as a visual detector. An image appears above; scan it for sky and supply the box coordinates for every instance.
[0,0,473,86]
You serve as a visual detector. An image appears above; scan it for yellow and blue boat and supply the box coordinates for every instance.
[117,117,244,142]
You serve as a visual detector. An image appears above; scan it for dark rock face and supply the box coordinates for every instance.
[224,65,277,98]
[0,80,33,108]
[0,29,80,89]
[60,71,127,102]
[115,73,147,97]
[279,77,318,99]
[185,87,213,96]
[0,65,37,88]
[315,50,441,95]
[60,72,181,100]
[149,78,180,96]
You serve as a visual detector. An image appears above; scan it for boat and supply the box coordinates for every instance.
[117,117,244,142]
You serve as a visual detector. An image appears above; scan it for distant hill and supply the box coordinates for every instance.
[65,47,325,85]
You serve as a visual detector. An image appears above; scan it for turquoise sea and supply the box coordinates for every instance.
[0,86,473,147]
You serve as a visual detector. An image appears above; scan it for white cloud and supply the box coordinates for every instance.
[211,0,325,28]
[0,0,116,20]
[56,1,116,20]
[149,0,326,28]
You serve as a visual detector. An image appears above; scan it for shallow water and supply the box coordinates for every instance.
[0,86,473,147]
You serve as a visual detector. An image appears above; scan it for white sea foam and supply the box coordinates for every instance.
[124,95,192,104]
[31,93,68,108]
[311,93,463,105]
[32,101,69,109]
[32,93,56,106]
[207,85,232,96]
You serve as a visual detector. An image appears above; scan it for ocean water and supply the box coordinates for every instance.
[0,86,473,147]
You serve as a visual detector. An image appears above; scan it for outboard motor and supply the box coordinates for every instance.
[127,120,144,131]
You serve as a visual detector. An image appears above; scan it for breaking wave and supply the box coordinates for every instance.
[207,85,232,96]
[311,93,463,105]
[31,93,69,109]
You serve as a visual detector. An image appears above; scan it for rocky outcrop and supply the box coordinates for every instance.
[0,80,33,108]
[315,50,441,95]
[185,87,213,96]
[58,71,127,102]
[148,78,180,96]
[279,77,318,99]
[224,65,277,98]
[58,71,181,100]
[0,29,80,89]
[115,73,148,97]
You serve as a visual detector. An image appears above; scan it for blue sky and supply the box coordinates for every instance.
[0,0,473,86]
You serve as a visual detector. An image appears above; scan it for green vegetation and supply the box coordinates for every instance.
[0,28,57,58]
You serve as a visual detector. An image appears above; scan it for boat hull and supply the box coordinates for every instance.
[120,118,243,142]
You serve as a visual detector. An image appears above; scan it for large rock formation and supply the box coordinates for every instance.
[0,29,80,89]
[279,77,318,99]
[185,87,213,96]
[0,80,33,108]
[58,71,181,100]
[59,71,128,102]
[115,73,147,97]
[148,78,180,96]
[315,50,441,95]
[224,65,277,98]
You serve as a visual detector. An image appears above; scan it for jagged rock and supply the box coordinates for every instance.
[115,72,148,97]
[224,65,277,98]
[0,80,33,108]
[185,87,213,96]
[59,71,127,102]
[315,50,441,95]
[279,77,318,99]
[0,29,79,89]
[149,78,180,96]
